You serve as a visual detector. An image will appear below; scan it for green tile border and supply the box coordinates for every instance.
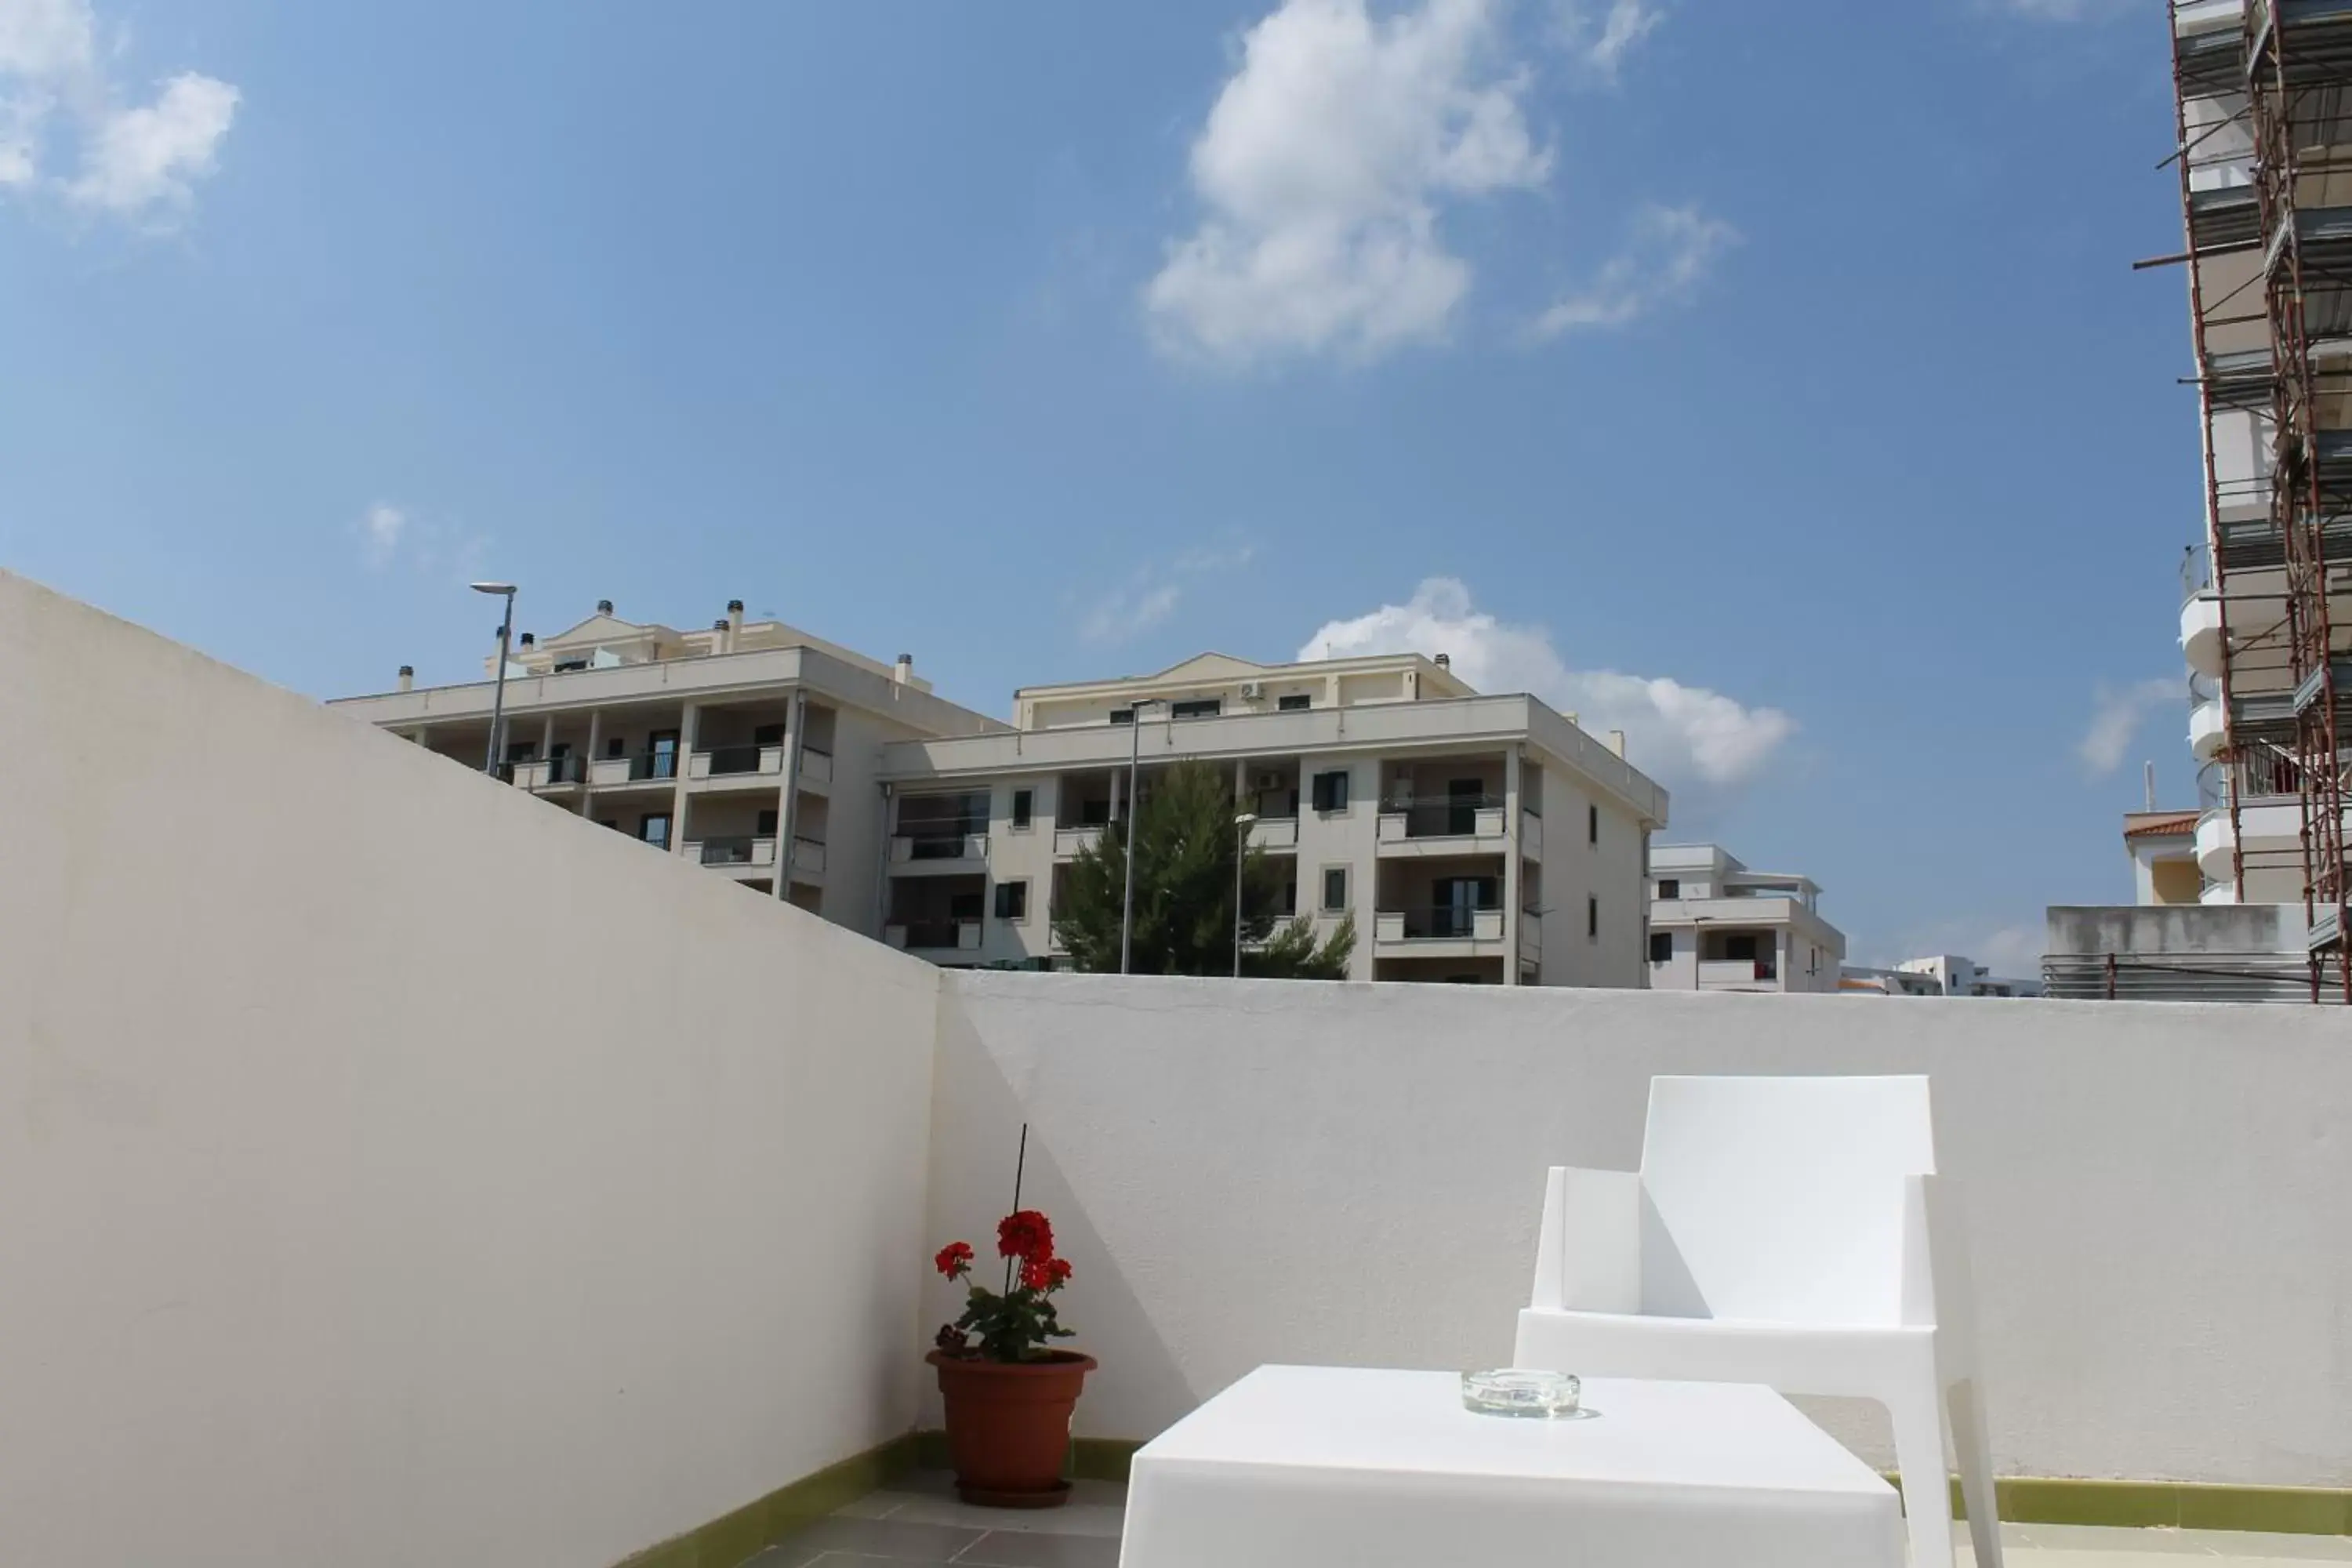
[617,1434,2351,1567]
[1881,1473,2352,1537]
[613,1433,920,1568]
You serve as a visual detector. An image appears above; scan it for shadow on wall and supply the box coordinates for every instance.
[924,996,1196,1439]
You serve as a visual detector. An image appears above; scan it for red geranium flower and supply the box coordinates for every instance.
[935,1241,975,1279]
[1019,1256,1054,1291]
[1046,1257,1073,1288]
[997,1209,1055,1263]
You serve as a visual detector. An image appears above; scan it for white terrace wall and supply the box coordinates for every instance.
[0,572,942,1568]
[931,971,2352,1490]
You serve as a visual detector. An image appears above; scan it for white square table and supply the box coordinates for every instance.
[1120,1367,1904,1568]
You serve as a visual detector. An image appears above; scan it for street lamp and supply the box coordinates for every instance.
[471,581,517,776]
[1118,698,1164,976]
[1232,812,1258,978]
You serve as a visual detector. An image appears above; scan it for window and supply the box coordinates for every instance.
[1311,770,1351,812]
[553,659,589,673]
[1587,895,1599,939]
[1321,866,1349,913]
[1588,804,1599,846]
[1725,934,1759,961]
[1109,707,1134,726]
[1657,878,1680,900]
[995,880,1029,921]
[639,813,671,851]
[756,809,779,838]
[505,739,538,763]
[1650,931,1673,964]
[1011,789,1034,829]
[599,818,622,832]
[1171,699,1221,720]
[605,736,626,759]
[753,722,786,747]
[1278,694,1312,712]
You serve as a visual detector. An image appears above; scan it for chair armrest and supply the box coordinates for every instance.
[1528,1165,1642,1315]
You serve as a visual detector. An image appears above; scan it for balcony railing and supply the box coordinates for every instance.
[1376,905,1504,941]
[1699,957,1777,985]
[590,750,681,786]
[696,837,773,868]
[696,742,781,779]
[891,919,982,951]
[1377,795,1508,841]
[902,829,986,861]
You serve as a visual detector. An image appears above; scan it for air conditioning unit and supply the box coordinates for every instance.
[1253,770,1285,792]
[1240,681,1265,699]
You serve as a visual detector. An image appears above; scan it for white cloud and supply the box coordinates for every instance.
[1552,0,1664,81]
[2076,677,2179,778]
[1298,577,1795,796]
[0,0,238,225]
[1534,202,1737,336]
[1145,0,1551,365]
[64,71,237,216]
[360,503,406,570]
[1080,541,1261,644]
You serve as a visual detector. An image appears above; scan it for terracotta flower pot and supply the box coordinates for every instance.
[926,1348,1098,1507]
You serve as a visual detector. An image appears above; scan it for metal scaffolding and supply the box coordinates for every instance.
[2169,0,2352,1000]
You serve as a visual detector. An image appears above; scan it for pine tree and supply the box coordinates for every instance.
[1051,758,1356,978]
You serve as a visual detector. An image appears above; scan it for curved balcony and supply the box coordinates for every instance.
[2188,697,2228,761]
[2200,878,2239,906]
[2195,808,2235,879]
[2180,593,2225,677]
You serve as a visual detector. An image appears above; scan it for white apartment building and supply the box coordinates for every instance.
[873,652,1671,986]
[1646,844,1846,994]
[1895,954,2044,999]
[329,600,1005,938]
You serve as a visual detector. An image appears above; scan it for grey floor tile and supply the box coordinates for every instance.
[741,1548,822,1568]
[780,1516,987,1561]
[830,1492,909,1519]
[880,1493,1124,1538]
[951,1531,1123,1568]
[800,1555,961,1567]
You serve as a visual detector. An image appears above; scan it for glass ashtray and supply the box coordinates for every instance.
[1461,1368,1593,1419]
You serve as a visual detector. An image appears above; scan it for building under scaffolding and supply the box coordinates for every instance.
[2168,0,2352,1001]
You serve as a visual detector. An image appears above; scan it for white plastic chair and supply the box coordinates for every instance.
[1512,1075,2000,1568]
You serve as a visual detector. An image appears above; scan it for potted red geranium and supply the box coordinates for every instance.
[927,1207,1094,1507]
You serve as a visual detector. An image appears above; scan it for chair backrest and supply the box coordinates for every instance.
[1637,1075,1936,1326]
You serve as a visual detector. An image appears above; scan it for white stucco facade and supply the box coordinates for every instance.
[878,653,1670,988]
[1646,843,1846,993]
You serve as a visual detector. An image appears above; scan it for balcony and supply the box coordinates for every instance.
[1376,796,1508,855]
[1054,825,1105,858]
[1521,807,1543,859]
[2190,694,2227,762]
[507,754,586,792]
[2182,593,2226,678]
[688,742,786,788]
[590,751,681,789]
[891,832,989,873]
[801,746,833,789]
[1518,908,1541,962]
[688,835,776,877]
[1374,905,1504,946]
[1247,814,1298,851]
[885,919,981,953]
[1698,957,1779,990]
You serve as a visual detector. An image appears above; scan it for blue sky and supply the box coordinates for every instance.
[0,0,2190,967]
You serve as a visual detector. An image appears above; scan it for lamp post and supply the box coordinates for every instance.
[471,581,517,776]
[1118,699,1163,975]
[1232,812,1258,978]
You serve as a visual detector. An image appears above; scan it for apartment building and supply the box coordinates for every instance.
[2167,1,2352,978]
[872,652,1671,986]
[1645,844,1846,994]
[329,600,1006,938]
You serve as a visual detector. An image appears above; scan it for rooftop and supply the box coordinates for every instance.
[6,569,2350,1567]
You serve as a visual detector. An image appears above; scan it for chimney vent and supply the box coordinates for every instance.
[518,632,536,648]
[597,598,614,615]
[1434,653,1450,669]
[713,619,729,631]
[397,665,414,692]
[1606,729,1627,758]
[894,653,914,685]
